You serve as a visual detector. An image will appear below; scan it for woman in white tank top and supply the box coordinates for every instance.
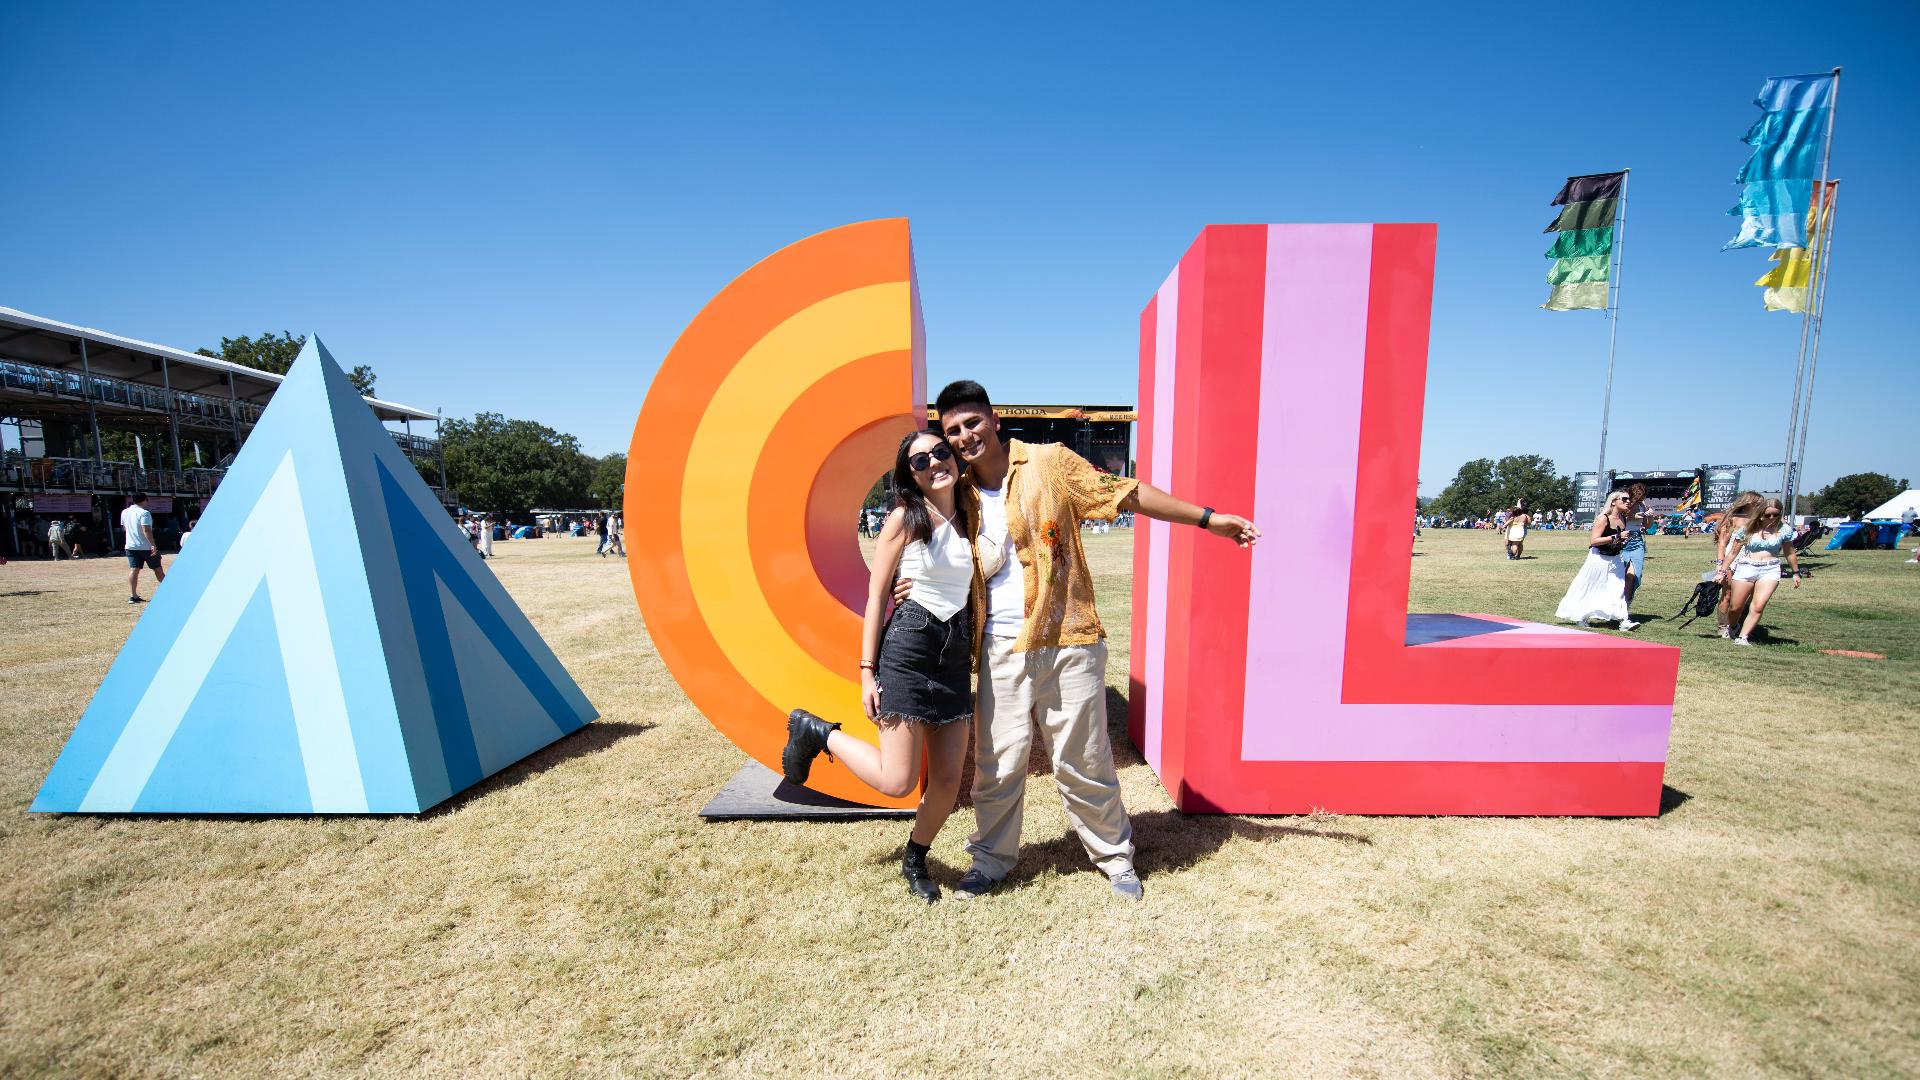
[782,430,976,903]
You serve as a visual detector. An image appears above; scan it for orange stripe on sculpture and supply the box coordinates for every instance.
[627,219,925,807]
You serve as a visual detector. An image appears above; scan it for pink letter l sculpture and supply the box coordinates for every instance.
[1128,224,1680,815]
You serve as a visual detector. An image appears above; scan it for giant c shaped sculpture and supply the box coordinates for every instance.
[626,219,925,808]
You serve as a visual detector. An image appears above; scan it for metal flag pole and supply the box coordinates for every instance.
[1790,181,1840,522]
[1781,66,1841,516]
[1594,168,1630,502]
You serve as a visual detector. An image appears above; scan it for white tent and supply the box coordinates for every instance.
[1863,489,1920,521]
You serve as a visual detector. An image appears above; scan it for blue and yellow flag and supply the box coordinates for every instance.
[1726,72,1836,250]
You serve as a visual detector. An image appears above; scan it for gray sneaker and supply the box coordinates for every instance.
[952,868,1000,901]
[1109,870,1144,901]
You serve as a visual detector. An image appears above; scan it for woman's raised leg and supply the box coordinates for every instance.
[827,720,923,799]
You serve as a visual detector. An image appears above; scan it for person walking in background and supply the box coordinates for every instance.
[595,512,610,557]
[477,514,494,559]
[784,430,977,904]
[1720,498,1802,645]
[120,493,164,605]
[606,512,625,558]
[1503,498,1532,560]
[1556,489,1631,628]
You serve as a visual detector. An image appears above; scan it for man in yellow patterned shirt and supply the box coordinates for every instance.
[923,380,1260,902]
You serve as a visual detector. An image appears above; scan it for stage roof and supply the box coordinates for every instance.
[924,404,1136,423]
[0,306,437,423]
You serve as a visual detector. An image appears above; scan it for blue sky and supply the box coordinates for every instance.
[4,2,1915,495]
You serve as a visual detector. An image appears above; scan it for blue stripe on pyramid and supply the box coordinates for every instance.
[33,334,596,814]
[374,456,589,794]
[133,582,312,813]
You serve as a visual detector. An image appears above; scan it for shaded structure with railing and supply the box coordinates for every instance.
[1,306,451,555]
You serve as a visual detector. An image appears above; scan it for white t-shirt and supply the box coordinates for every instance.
[121,505,154,551]
[976,485,1025,638]
[897,518,972,620]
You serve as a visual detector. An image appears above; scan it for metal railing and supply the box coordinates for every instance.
[1,357,266,428]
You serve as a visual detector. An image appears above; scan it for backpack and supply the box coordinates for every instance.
[1673,578,1722,629]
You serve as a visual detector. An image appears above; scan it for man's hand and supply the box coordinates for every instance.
[892,576,913,605]
[1206,513,1261,548]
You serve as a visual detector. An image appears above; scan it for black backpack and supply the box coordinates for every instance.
[1674,579,1722,629]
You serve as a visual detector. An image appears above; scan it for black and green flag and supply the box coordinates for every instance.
[1542,171,1625,310]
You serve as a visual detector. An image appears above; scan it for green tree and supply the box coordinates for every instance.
[438,412,593,515]
[589,452,626,509]
[1430,455,1574,519]
[197,331,378,397]
[1429,458,1498,519]
[1810,472,1902,517]
[1492,454,1576,513]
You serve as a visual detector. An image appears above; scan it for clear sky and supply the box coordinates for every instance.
[4,2,1915,495]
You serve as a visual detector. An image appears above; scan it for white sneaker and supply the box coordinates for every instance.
[1732,636,1753,647]
[1719,626,1733,639]
[1619,619,1640,631]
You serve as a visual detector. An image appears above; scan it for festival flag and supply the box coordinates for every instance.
[1725,72,1837,250]
[1755,181,1837,312]
[1542,171,1625,311]
[1676,475,1702,513]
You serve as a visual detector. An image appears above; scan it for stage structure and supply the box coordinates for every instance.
[626,218,926,809]
[33,339,597,813]
[1129,224,1680,816]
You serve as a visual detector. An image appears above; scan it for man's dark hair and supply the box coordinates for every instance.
[935,380,992,417]
[130,492,148,504]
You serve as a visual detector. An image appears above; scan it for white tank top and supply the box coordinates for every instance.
[898,518,972,620]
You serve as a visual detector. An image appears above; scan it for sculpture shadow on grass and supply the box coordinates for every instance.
[60,720,654,823]
[425,720,653,817]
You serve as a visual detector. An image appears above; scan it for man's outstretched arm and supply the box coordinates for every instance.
[1122,483,1261,547]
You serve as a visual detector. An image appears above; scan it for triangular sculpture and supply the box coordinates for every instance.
[33,338,597,813]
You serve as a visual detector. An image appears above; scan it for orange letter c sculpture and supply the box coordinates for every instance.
[626,219,926,807]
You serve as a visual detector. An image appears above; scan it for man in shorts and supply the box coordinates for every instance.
[912,380,1260,902]
[120,493,165,604]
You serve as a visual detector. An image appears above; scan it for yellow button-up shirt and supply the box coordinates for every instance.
[963,439,1138,653]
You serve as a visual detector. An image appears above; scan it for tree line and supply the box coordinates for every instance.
[1429,453,1907,520]
[193,332,623,516]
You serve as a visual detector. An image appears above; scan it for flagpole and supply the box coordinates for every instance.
[1782,66,1841,517]
[1791,181,1840,522]
[1594,167,1629,504]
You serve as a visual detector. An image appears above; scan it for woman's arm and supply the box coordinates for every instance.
[861,510,909,716]
[1588,513,1610,546]
[1786,534,1802,587]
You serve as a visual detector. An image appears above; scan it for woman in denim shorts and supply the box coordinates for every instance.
[784,430,976,903]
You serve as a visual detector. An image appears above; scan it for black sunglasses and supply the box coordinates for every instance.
[909,444,954,472]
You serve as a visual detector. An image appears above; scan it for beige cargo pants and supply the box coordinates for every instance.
[965,636,1135,880]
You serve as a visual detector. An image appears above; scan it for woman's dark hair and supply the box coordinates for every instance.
[891,432,970,544]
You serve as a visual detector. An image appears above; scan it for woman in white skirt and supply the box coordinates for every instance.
[1557,490,1632,628]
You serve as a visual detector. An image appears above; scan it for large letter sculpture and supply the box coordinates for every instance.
[34,339,597,813]
[1129,224,1679,815]
[626,219,925,808]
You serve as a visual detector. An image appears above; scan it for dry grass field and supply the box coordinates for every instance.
[2,528,1916,1077]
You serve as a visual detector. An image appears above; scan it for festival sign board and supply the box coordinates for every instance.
[1129,224,1679,816]
[1705,468,1741,511]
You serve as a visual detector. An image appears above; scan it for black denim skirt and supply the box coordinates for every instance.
[874,599,973,727]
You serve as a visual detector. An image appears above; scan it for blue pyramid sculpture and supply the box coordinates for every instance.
[33,338,598,813]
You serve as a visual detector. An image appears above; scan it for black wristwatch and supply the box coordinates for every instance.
[1197,507,1214,530]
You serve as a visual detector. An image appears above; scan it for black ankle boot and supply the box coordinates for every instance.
[902,840,940,903]
[782,709,839,785]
